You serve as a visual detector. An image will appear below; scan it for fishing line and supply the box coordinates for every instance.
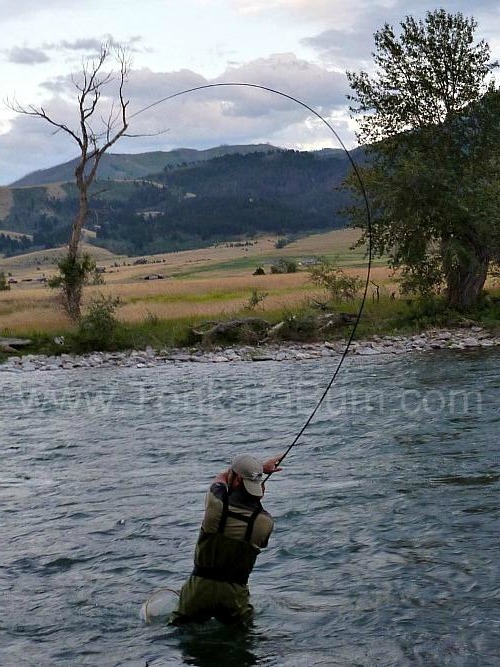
[130,82,372,472]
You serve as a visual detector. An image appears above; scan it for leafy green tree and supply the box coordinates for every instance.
[48,254,97,315]
[346,9,500,308]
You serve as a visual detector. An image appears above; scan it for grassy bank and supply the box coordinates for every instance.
[2,291,500,363]
[2,229,499,360]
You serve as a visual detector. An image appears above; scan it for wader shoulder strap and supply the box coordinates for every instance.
[217,489,262,542]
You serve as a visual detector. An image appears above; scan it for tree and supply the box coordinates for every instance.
[346,10,500,309]
[9,42,131,319]
[0,271,10,291]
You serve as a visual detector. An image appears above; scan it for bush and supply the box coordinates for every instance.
[308,259,362,301]
[273,312,318,341]
[73,294,122,351]
[244,289,268,310]
[270,258,298,274]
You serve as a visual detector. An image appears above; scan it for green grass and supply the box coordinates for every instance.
[172,252,385,278]
[127,289,248,304]
[126,283,318,306]
[3,289,500,360]
[173,256,282,277]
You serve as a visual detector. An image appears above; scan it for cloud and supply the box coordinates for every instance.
[122,55,349,146]
[2,0,76,20]
[302,2,500,69]
[232,0,350,22]
[46,35,144,54]
[5,47,50,65]
[59,38,107,52]
[217,53,348,110]
[0,54,353,184]
[0,110,79,185]
[232,0,500,24]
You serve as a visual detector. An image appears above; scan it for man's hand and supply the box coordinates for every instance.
[262,454,284,475]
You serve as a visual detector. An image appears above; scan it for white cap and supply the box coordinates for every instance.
[231,454,264,497]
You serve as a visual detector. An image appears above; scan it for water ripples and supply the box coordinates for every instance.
[1,349,499,665]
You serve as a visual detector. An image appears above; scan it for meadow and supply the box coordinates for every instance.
[0,229,392,335]
[2,228,497,355]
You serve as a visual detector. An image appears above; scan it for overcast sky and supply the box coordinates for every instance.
[1,0,499,185]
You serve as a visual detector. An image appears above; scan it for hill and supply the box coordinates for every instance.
[0,144,361,258]
[9,144,288,187]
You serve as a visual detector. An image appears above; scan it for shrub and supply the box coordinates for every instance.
[73,294,122,351]
[244,289,268,310]
[270,258,298,274]
[308,259,362,301]
[274,312,318,341]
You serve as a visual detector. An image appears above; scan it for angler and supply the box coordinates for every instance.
[169,453,282,625]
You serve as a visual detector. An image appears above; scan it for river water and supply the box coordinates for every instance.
[1,349,499,666]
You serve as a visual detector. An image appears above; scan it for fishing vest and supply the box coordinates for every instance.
[192,488,262,586]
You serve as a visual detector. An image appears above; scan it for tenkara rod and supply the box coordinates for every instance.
[130,82,372,472]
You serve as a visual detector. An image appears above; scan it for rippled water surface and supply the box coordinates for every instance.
[1,349,500,666]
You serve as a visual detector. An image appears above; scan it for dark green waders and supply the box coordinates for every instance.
[169,575,254,625]
[169,490,262,625]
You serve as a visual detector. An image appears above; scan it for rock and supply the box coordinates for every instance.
[294,352,312,360]
[463,337,480,347]
[2,325,499,371]
[21,362,37,371]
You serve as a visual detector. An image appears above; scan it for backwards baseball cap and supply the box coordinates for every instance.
[231,454,264,497]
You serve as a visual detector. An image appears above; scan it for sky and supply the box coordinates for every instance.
[1,0,499,185]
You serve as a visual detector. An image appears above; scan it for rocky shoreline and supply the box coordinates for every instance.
[0,326,499,372]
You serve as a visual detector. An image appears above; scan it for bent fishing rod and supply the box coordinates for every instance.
[130,82,373,474]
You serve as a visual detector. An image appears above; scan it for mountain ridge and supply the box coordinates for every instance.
[1,144,361,257]
[10,143,334,187]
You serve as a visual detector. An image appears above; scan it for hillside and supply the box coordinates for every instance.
[9,144,287,187]
[0,144,361,257]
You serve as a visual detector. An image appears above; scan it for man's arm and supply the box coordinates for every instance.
[262,454,283,475]
[213,454,283,484]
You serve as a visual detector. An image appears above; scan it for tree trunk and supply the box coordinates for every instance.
[445,246,489,310]
[63,178,89,320]
[68,191,88,260]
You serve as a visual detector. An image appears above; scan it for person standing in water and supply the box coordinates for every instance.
[170,453,282,625]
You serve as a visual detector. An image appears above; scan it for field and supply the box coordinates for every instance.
[0,229,399,335]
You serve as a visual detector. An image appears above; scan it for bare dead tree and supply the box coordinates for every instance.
[8,42,131,319]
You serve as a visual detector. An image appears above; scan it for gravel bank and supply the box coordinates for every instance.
[1,327,498,373]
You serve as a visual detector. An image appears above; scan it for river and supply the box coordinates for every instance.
[1,349,499,666]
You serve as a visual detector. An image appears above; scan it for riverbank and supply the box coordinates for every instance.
[1,326,498,372]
